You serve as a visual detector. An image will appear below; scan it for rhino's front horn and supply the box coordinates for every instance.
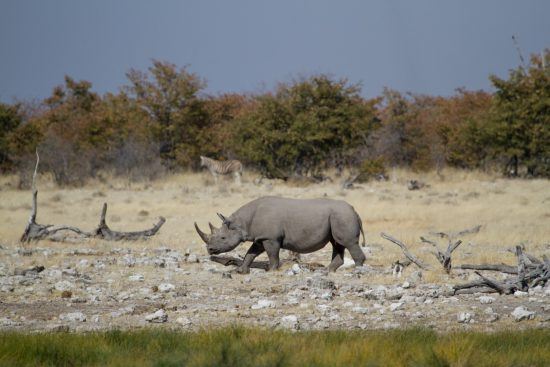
[208,222,217,233]
[194,222,210,244]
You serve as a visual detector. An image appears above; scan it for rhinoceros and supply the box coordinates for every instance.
[194,196,366,273]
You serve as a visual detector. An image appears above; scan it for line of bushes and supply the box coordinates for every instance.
[1,51,548,187]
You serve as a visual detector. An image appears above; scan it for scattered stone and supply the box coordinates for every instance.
[511,306,535,322]
[291,264,302,274]
[145,309,168,323]
[390,302,404,312]
[129,274,144,282]
[402,281,411,289]
[59,312,86,322]
[251,299,276,309]
[478,296,495,304]
[176,316,191,326]
[186,254,199,263]
[352,306,369,314]
[280,315,298,330]
[48,325,70,332]
[306,277,335,290]
[407,271,423,284]
[111,306,135,317]
[158,283,175,293]
[457,312,472,323]
[54,281,74,292]
[483,307,499,323]
[514,291,528,297]
[221,272,232,279]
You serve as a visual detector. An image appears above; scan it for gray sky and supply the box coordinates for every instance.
[1,0,548,102]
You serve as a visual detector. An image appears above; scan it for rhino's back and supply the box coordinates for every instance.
[253,196,353,216]
[246,197,356,243]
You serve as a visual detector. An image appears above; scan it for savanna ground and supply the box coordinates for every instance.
[0,169,549,366]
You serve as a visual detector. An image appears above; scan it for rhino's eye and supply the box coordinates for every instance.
[221,236,226,240]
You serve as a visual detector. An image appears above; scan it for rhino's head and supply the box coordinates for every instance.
[194,213,245,255]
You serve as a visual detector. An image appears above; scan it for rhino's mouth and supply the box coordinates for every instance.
[208,248,222,255]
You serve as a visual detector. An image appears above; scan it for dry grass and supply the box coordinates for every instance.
[0,326,549,367]
[0,169,548,282]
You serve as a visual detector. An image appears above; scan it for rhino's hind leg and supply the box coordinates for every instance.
[263,240,281,271]
[328,242,345,272]
[237,241,265,274]
[347,243,366,267]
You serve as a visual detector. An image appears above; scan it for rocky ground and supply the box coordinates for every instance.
[1,243,549,332]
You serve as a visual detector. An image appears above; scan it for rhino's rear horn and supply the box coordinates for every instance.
[208,222,217,233]
[194,222,210,244]
[217,213,230,225]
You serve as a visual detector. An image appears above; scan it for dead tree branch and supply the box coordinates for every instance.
[210,255,271,271]
[380,232,431,270]
[21,153,165,243]
[453,246,549,295]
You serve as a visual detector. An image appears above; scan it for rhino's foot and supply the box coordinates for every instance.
[235,265,250,274]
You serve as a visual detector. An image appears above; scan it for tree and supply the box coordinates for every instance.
[0,102,23,172]
[488,51,550,177]
[125,60,208,167]
[233,75,379,179]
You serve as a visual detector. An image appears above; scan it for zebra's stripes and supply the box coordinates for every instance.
[200,156,243,184]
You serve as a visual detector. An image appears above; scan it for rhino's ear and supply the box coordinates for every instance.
[217,213,230,226]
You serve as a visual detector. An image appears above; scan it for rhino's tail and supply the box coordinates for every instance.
[356,211,366,247]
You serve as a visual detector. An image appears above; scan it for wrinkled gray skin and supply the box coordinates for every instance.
[194,196,366,273]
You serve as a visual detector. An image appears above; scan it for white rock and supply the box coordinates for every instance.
[186,254,199,263]
[280,315,298,329]
[341,257,355,269]
[176,316,191,326]
[514,291,528,297]
[47,269,63,278]
[286,297,299,306]
[129,274,144,282]
[511,306,535,322]
[320,291,333,300]
[478,296,495,304]
[251,299,276,309]
[145,309,168,323]
[291,264,302,274]
[457,312,472,323]
[59,312,86,322]
[316,304,330,313]
[390,302,404,312]
[402,281,411,289]
[54,281,74,292]
[352,306,369,314]
[111,305,135,317]
[158,283,175,293]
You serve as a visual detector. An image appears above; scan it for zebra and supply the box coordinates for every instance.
[200,156,243,184]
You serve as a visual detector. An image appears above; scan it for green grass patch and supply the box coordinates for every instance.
[0,327,549,367]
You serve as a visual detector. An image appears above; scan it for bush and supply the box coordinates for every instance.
[356,158,387,182]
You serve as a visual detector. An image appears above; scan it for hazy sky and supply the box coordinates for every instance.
[1,0,548,102]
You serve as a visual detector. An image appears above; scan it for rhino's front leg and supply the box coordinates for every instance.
[236,241,264,274]
[263,240,281,271]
